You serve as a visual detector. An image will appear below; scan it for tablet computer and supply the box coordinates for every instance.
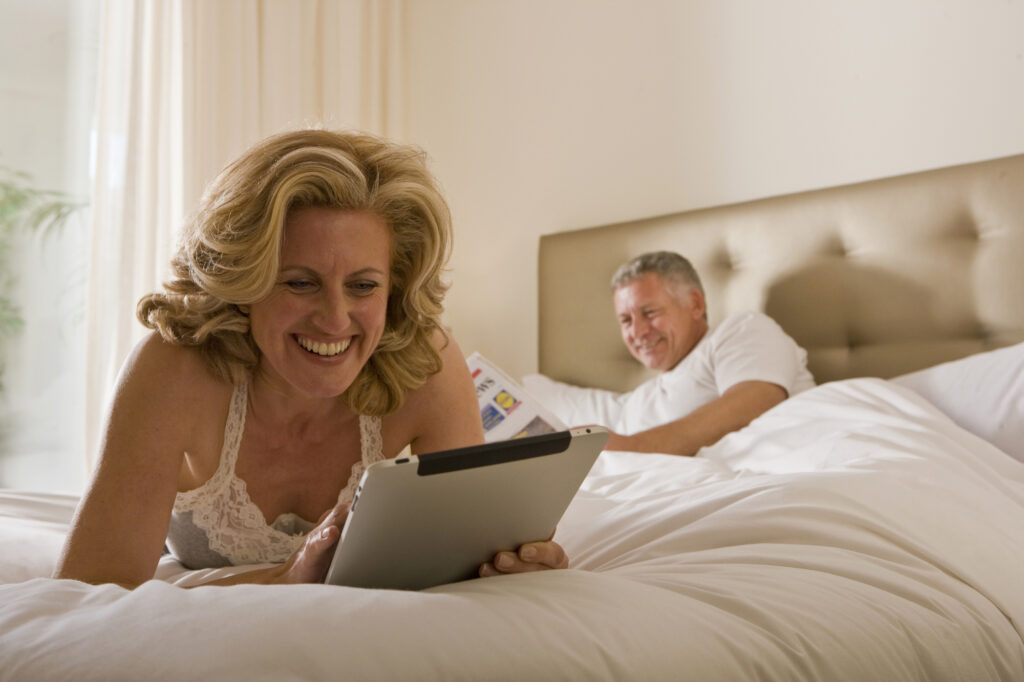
[323,425,608,590]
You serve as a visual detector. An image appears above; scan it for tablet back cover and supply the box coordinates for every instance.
[324,426,606,590]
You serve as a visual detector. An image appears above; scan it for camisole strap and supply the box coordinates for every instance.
[173,381,307,564]
[337,413,385,506]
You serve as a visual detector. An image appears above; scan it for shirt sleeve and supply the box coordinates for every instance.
[709,312,813,396]
[521,373,626,429]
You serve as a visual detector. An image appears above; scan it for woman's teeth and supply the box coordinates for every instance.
[297,337,351,357]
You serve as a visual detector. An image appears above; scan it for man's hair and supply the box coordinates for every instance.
[610,251,707,319]
[137,128,453,416]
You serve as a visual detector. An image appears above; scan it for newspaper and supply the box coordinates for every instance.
[466,352,566,442]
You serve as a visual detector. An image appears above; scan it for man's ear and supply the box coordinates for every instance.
[688,288,706,319]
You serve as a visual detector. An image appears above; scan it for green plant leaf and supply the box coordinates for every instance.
[0,166,87,389]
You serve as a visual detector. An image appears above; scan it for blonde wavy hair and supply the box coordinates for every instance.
[137,129,453,415]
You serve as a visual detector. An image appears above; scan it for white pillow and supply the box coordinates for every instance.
[890,342,1024,462]
[521,373,625,430]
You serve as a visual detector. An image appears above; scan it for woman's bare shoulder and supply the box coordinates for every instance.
[117,332,231,412]
[95,333,234,481]
[404,329,467,399]
[391,329,483,453]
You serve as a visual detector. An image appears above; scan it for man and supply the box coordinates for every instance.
[527,251,815,456]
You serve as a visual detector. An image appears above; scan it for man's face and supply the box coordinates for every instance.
[613,272,708,372]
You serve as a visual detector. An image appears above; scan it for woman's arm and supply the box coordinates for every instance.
[54,334,209,587]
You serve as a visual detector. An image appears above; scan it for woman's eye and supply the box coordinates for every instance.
[284,280,315,291]
[350,281,381,295]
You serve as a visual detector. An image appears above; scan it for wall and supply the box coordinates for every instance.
[402,0,1024,380]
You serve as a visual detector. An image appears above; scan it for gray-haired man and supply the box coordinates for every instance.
[531,251,815,456]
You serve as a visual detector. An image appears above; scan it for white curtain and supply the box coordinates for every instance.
[84,0,403,471]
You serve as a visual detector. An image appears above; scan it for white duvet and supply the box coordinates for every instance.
[2,379,1023,681]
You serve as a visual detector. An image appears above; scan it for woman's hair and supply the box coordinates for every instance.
[137,129,453,415]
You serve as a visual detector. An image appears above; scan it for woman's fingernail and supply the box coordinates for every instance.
[521,546,537,561]
[496,553,514,570]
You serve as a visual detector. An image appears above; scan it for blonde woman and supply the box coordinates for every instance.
[56,130,567,587]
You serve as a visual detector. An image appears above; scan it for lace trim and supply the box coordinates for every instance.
[173,382,384,565]
[338,409,385,506]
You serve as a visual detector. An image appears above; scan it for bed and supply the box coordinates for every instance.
[3,154,1024,680]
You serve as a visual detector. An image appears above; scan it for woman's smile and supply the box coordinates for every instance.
[295,335,353,358]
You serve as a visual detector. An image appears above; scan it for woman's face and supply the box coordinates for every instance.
[249,206,391,400]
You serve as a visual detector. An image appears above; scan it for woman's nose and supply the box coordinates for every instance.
[313,289,350,333]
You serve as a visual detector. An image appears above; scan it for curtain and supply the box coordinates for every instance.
[84,0,403,471]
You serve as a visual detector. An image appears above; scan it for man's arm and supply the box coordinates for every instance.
[604,380,787,456]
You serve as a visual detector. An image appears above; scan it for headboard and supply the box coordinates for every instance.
[539,153,1024,392]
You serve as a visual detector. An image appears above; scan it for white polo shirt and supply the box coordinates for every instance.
[615,311,816,434]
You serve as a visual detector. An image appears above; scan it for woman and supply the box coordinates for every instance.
[55,129,567,587]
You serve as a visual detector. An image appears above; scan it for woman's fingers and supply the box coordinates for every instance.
[277,503,350,584]
[518,540,569,569]
[318,501,351,527]
[478,540,569,577]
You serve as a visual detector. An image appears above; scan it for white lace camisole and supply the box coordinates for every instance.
[166,381,384,569]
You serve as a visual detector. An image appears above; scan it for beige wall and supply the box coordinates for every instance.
[403,0,1024,380]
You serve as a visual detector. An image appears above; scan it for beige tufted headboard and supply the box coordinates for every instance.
[539,153,1024,393]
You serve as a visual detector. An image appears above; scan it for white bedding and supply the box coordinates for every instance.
[2,379,1023,681]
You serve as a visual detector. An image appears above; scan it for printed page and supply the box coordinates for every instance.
[466,352,567,442]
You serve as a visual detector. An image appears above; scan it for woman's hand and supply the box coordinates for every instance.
[478,535,569,578]
[272,503,350,584]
